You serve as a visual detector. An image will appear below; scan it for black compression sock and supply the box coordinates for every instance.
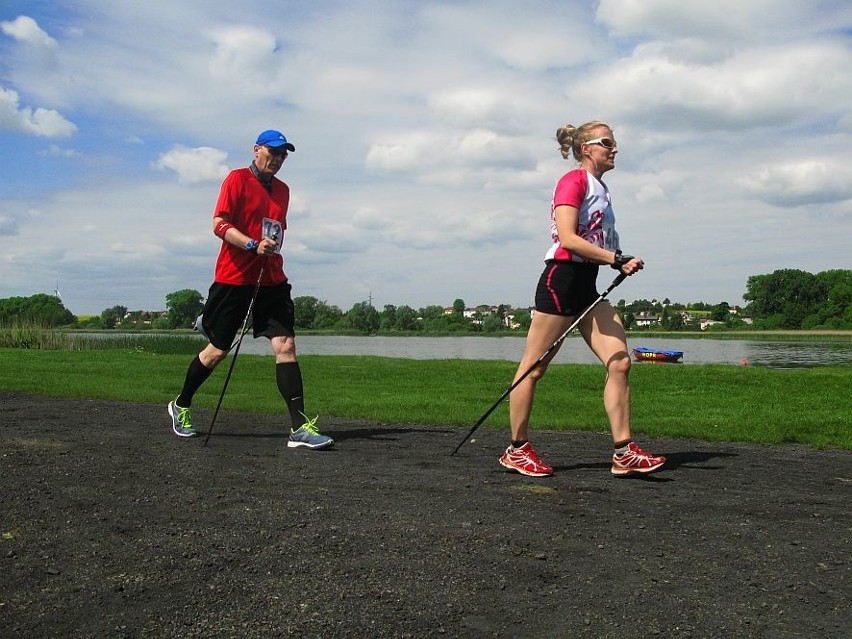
[276,362,307,429]
[177,356,214,407]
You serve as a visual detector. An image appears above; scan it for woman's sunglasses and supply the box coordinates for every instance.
[585,137,617,149]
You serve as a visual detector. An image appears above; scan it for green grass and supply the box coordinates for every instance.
[1,348,849,450]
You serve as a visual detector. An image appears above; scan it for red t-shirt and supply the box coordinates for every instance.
[212,168,289,286]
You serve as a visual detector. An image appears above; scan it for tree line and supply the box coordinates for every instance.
[2,268,849,333]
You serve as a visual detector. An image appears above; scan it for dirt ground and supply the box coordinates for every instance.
[1,391,849,638]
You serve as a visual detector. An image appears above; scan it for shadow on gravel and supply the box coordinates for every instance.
[662,450,739,470]
[612,450,740,482]
[196,425,454,444]
[204,431,288,439]
[552,461,611,472]
[323,426,454,442]
[551,450,739,480]
[550,462,676,482]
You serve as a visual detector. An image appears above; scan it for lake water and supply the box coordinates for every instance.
[233,335,852,369]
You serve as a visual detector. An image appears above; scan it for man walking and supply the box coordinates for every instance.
[168,129,333,450]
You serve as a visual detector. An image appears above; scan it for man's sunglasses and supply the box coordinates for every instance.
[265,146,289,158]
[585,137,617,149]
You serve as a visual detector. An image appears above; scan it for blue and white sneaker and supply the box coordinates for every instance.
[288,414,333,450]
[168,399,197,438]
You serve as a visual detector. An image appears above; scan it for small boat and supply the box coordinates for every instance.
[632,346,684,363]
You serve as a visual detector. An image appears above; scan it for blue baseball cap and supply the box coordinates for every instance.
[255,129,295,151]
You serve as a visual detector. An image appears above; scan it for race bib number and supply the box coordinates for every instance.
[262,218,285,253]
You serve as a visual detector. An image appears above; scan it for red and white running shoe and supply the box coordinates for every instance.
[611,441,666,476]
[499,442,553,477]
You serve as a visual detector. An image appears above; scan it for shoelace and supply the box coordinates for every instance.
[525,450,542,463]
[620,447,659,464]
[298,412,321,434]
[176,406,192,428]
[517,447,544,465]
[519,449,550,472]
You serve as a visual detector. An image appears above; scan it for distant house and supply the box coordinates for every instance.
[122,310,167,325]
[634,312,660,328]
[503,313,521,330]
[441,305,523,329]
[464,305,496,326]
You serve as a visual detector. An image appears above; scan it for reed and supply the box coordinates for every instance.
[0,327,203,354]
[0,326,73,349]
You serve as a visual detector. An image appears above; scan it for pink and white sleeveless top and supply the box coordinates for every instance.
[544,168,620,262]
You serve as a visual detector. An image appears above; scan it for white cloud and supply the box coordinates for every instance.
[428,87,540,135]
[595,0,847,44]
[154,146,230,184]
[1,15,57,48]
[420,2,598,71]
[207,25,280,88]
[366,128,535,176]
[41,144,78,158]
[365,132,433,172]
[740,160,852,207]
[0,87,77,136]
[635,183,666,203]
[573,42,852,133]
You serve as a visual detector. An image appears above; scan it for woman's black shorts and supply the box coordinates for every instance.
[534,261,601,316]
[198,282,295,350]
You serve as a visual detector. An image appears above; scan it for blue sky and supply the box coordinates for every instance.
[2,0,851,315]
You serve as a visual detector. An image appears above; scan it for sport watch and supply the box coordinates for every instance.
[245,239,259,254]
[611,249,634,269]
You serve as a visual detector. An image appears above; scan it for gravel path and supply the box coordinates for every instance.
[1,391,849,638]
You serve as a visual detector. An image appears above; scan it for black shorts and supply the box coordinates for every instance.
[199,282,295,350]
[534,261,601,316]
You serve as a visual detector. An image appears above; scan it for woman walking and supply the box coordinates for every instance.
[500,120,665,477]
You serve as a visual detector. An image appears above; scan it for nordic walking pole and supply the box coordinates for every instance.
[204,232,277,446]
[450,272,628,456]
[203,266,264,446]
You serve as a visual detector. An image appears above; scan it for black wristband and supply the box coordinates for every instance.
[611,250,633,269]
[245,239,259,254]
